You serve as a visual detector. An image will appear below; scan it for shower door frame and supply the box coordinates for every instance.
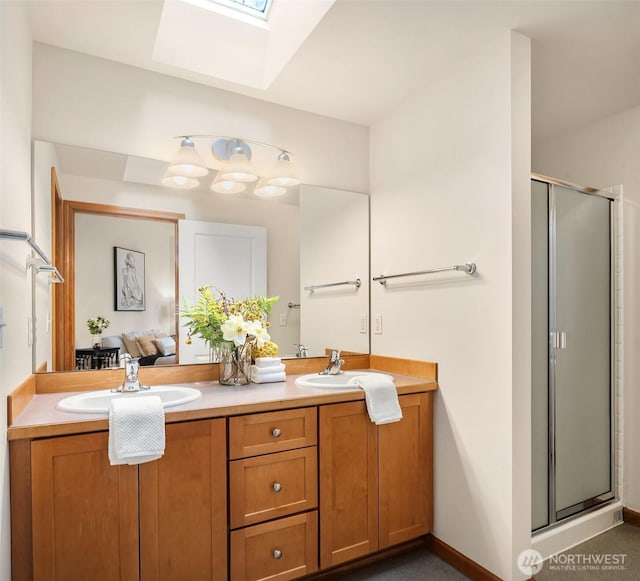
[533,173,618,532]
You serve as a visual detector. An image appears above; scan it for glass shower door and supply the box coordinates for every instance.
[531,179,614,531]
[551,184,613,520]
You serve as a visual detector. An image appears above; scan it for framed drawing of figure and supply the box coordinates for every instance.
[114,247,145,311]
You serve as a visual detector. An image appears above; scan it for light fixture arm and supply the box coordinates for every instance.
[175,135,294,158]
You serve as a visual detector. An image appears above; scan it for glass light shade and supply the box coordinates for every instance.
[267,153,301,187]
[254,179,286,198]
[168,138,209,178]
[161,173,200,189]
[211,178,246,194]
[220,153,258,183]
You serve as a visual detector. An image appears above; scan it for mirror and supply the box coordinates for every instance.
[32,141,370,372]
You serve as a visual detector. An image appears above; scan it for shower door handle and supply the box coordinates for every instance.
[551,331,567,349]
[559,331,567,349]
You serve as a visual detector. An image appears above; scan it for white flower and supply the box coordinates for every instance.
[246,320,270,348]
[221,314,250,346]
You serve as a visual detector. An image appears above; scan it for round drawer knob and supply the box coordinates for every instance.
[273,482,282,493]
[273,549,283,560]
[272,428,281,438]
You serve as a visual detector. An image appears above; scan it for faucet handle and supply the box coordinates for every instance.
[330,349,341,363]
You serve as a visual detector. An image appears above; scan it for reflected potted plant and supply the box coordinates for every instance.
[181,285,278,385]
[87,316,110,348]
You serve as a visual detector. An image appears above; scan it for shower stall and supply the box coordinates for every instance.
[531,176,616,532]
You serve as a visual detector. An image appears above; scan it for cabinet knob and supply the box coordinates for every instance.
[273,549,282,560]
[273,482,282,493]
[272,427,281,438]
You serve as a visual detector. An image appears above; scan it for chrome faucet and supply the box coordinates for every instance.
[113,354,149,392]
[295,343,308,358]
[319,349,344,375]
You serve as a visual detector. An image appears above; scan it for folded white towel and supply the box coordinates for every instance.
[251,362,286,375]
[108,395,165,465]
[254,357,282,369]
[347,373,402,425]
[250,368,287,383]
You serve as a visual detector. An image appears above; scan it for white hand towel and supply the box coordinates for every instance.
[108,395,165,465]
[348,373,402,425]
[250,368,287,383]
[251,362,286,374]
[254,357,282,369]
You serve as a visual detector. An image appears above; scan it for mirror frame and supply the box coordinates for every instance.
[54,197,184,371]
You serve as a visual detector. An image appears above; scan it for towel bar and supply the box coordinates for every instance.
[373,263,476,285]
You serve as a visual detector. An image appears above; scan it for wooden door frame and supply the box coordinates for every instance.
[54,200,184,370]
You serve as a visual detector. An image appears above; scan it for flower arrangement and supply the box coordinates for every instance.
[87,316,110,335]
[181,285,277,349]
[181,285,278,385]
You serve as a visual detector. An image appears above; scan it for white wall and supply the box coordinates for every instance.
[533,105,640,512]
[0,1,32,577]
[369,32,531,581]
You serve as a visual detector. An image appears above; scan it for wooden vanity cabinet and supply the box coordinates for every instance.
[319,392,433,568]
[27,418,227,581]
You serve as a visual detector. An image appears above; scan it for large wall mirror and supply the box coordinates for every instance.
[32,141,370,373]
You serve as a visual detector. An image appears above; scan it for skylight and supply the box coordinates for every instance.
[208,0,272,20]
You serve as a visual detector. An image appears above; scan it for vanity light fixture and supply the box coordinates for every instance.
[267,151,301,187]
[254,178,286,198]
[211,174,247,194]
[166,135,300,194]
[167,137,209,177]
[161,173,200,190]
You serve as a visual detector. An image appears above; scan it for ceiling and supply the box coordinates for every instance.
[27,0,640,144]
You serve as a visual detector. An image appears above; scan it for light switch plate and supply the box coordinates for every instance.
[374,313,382,335]
[0,307,4,348]
[359,314,367,334]
[279,313,287,326]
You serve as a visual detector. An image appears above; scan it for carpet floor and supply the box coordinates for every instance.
[332,523,640,580]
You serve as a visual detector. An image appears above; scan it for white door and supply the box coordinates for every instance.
[178,220,267,364]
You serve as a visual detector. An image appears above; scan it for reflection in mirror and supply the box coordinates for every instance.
[32,141,370,372]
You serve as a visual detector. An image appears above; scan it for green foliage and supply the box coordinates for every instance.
[181,285,278,346]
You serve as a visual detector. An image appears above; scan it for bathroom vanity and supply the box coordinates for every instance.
[8,356,437,581]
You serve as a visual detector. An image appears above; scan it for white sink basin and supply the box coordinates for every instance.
[295,371,393,390]
[56,385,202,414]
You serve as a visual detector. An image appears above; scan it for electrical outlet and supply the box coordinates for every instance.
[279,313,287,326]
[374,314,382,335]
[359,314,367,334]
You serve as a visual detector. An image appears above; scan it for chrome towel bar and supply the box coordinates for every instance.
[304,278,361,291]
[373,263,476,285]
[0,229,64,282]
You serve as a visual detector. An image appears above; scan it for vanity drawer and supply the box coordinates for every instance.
[230,511,318,581]
[229,447,318,529]
[229,407,317,459]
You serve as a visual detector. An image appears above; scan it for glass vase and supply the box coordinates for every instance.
[91,334,102,349]
[218,342,252,386]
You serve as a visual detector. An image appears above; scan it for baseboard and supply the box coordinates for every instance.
[424,534,503,581]
[623,507,640,527]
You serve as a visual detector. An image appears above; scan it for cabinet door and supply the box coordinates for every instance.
[379,392,433,548]
[31,432,139,581]
[139,419,227,581]
[319,401,378,568]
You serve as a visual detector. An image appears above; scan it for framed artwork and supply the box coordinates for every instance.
[114,247,146,311]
